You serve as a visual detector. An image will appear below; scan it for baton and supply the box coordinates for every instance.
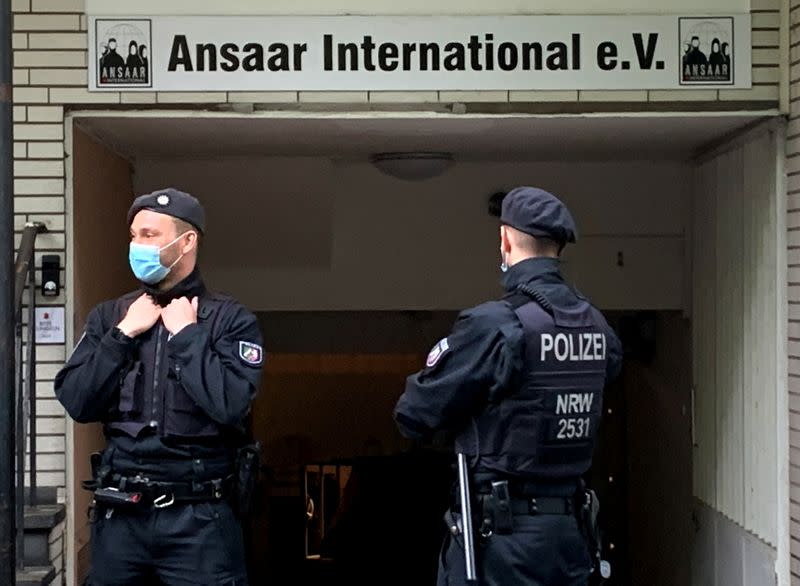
[457,452,478,583]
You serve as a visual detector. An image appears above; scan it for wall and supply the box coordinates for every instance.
[787,2,800,583]
[133,157,690,311]
[692,123,786,583]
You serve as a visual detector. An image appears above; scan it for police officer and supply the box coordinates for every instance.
[55,188,265,585]
[394,186,622,586]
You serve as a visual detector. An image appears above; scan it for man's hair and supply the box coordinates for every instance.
[173,218,201,246]
[509,228,560,257]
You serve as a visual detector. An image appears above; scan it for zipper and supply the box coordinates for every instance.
[151,323,164,432]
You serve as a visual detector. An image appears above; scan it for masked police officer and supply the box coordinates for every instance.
[55,188,264,585]
[394,186,622,586]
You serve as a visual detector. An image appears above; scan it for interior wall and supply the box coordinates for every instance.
[691,124,784,584]
[134,157,689,312]
[70,127,136,584]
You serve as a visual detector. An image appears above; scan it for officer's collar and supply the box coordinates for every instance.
[501,257,563,292]
[140,266,207,307]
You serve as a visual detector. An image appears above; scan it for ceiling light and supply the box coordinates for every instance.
[369,152,455,181]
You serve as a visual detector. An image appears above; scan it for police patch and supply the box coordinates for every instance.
[426,337,449,368]
[238,341,263,366]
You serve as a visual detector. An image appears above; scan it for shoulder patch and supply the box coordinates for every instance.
[238,341,264,366]
[426,337,449,368]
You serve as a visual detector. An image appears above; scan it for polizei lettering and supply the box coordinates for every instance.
[540,332,606,362]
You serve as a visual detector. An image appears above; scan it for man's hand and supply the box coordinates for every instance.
[117,294,161,338]
[161,296,199,336]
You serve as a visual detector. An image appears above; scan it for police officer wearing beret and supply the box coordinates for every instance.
[394,186,622,586]
[55,188,265,585]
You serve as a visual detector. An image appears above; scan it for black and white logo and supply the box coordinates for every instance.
[96,19,152,88]
[679,17,733,85]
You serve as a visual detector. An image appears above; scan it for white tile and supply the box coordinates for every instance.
[49,88,120,104]
[156,92,227,104]
[26,106,64,123]
[28,33,87,50]
[27,142,64,159]
[13,123,63,140]
[14,160,64,177]
[14,50,86,68]
[13,14,80,31]
[12,87,48,103]
[29,68,87,86]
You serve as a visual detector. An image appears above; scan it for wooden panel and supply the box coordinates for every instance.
[71,127,135,584]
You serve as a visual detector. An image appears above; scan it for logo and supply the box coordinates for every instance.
[426,338,449,368]
[238,341,264,366]
[96,19,152,88]
[679,17,734,85]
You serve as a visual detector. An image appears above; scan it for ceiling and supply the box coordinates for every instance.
[77,112,775,161]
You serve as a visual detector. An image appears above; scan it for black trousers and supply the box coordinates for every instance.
[437,513,591,586]
[89,500,248,586]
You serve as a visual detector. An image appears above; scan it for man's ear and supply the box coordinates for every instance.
[500,225,512,252]
[183,231,198,254]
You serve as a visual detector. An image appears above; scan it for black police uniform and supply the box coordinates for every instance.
[394,187,622,586]
[54,189,265,586]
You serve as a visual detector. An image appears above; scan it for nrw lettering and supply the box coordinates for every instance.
[555,392,594,415]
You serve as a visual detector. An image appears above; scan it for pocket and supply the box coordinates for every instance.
[197,502,246,575]
[118,362,142,414]
[167,364,200,413]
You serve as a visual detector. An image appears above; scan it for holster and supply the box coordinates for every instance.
[81,451,111,492]
[233,441,261,517]
[484,480,513,535]
[577,488,607,584]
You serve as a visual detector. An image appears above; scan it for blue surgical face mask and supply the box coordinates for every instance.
[128,232,189,285]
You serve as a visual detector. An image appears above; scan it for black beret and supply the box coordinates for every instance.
[500,186,577,245]
[127,188,205,234]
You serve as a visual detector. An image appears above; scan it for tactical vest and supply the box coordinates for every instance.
[104,293,230,440]
[456,286,609,481]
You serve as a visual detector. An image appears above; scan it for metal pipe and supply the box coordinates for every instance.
[27,262,36,507]
[14,223,46,313]
[0,0,17,580]
[15,323,23,571]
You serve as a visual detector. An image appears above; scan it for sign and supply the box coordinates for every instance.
[89,15,752,92]
[35,307,65,345]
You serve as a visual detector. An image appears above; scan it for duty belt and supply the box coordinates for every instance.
[475,480,576,536]
[508,496,573,516]
[90,474,234,509]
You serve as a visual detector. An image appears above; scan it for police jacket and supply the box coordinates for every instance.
[394,258,622,486]
[55,268,264,455]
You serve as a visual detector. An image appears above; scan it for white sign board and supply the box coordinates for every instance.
[88,15,752,92]
[35,307,65,344]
